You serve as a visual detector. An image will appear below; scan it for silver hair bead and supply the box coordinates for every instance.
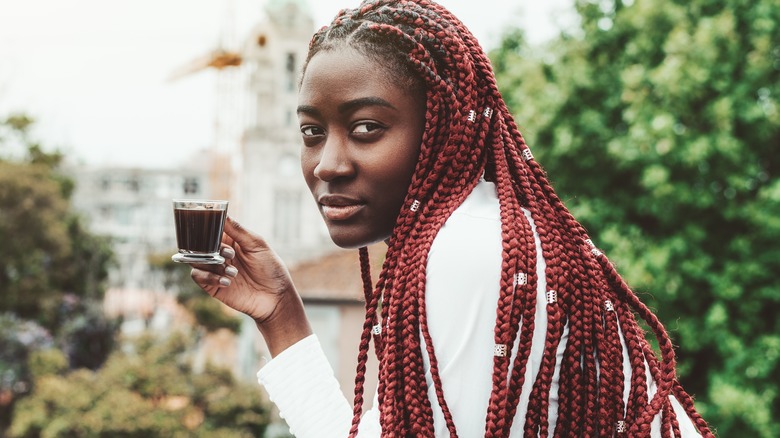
[467,110,477,122]
[372,324,382,335]
[410,199,421,212]
[514,272,527,286]
[494,344,508,357]
[605,300,615,312]
[616,420,627,433]
[521,149,533,161]
[546,290,557,304]
[483,107,493,119]
[585,238,603,256]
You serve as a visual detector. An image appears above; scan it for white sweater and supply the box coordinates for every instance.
[257,181,702,437]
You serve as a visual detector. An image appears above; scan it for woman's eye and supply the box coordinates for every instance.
[301,126,323,136]
[351,122,383,134]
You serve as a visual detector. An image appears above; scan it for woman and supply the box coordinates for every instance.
[191,1,714,436]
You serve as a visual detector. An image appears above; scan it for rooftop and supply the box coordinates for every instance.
[289,243,386,303]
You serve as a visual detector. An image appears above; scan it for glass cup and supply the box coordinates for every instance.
[171,199,229,264]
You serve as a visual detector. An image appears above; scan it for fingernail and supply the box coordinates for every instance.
[225,266,238,277]
[219,277,231,287]
[221,247,236,258]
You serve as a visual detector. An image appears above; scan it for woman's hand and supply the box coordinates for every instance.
[190,216,312,356]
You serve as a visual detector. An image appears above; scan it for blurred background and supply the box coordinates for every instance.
[0,0,778,436]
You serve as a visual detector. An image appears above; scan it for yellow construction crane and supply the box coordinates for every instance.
[167,48,243,81]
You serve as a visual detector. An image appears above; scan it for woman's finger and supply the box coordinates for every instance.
[191,267,232,289]
[190,262,238,278]
[224,265,238,278]
[190,262,222,274]
[220,245,236,260]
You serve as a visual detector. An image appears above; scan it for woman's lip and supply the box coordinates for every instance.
[321,204,364,221]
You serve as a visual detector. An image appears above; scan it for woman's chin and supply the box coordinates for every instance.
[328,229,389,249]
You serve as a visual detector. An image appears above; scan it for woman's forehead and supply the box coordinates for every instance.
[299,46,412,103]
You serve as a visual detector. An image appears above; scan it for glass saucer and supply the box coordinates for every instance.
[172,253,225,265]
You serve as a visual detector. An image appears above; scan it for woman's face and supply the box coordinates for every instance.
[298,46,426,249]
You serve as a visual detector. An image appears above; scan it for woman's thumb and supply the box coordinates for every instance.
[223,216,266,251]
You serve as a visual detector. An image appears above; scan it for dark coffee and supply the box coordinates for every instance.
[174,208,227,253]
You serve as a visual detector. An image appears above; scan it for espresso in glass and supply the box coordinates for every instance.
[172,200,229,264]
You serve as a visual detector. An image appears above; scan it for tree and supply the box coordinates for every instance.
[491,0,779,436]
[9,332,270,437]
[0,114,114,330]
[0,314,53,429]
[0,114,117,432]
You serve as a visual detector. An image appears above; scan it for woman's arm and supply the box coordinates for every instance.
[190,216,381,436]
[258,334,384,437]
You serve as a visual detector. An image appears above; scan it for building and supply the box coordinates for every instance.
[236,0,337,266]
[230,2,384,424]
[66,158,216,290]
[66,146,242,332]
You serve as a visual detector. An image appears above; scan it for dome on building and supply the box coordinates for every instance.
[267,0,309,11]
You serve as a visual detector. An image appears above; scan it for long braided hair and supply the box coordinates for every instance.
[305,1,714,436]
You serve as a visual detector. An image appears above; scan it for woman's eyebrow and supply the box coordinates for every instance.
[296,105,320,116]
[297,97,397,117]
[337,97,397,114]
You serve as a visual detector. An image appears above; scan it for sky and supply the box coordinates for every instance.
[0,0,575,168]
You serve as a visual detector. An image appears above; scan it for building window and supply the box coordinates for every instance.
[286,52,296,92]
[286,109,293,127]
[115,205,132,226]
[273,190,301,244]
[305,305,341,372]
[183,178,199,195]
[127,176,140,192]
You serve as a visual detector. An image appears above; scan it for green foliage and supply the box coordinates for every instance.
[0,115,114,330]
[0,314,53,431]
[185,297,242,334]
[0,113,118,433]
[26,349,68,381]
[57,301,117,370]
[0,161,71,320]
[148,253,242,333]
[9,332,269,437]
[0,301,117,431]
[491,0,779,435]
[0,315,53,379]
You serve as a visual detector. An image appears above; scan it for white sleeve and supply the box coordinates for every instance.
[257,334,382,437]
[669,395,704,437]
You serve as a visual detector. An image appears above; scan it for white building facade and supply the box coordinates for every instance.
[236,0,336,265]
[66,164,212,290]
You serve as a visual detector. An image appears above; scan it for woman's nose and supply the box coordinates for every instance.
[313,138,355,181]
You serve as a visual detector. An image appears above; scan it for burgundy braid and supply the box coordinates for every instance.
[494,117,540,436]
[349,247,383,436]
[481,108,531,436]
[619,302,651,428]
[304,1,713,437]
[673,380,715,436]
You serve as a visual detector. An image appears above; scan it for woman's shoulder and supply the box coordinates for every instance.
[429,180,501,263]
[449,180,500,221]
